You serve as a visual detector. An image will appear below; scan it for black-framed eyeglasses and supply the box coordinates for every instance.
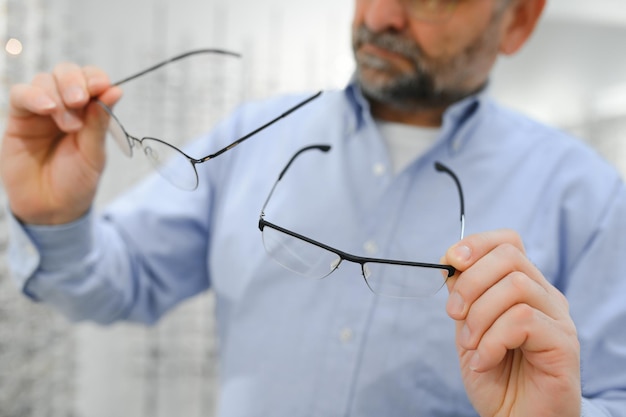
[258,144,466,298]
[96,48,322,190]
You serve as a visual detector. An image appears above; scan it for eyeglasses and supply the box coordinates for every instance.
[96,49,322,190]
[401,0,460,23]
[258,144,466,298]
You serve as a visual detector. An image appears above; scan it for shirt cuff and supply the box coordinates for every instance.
[6,209,93,290]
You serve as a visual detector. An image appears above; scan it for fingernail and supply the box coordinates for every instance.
[453,245,471,262]
[87,76,108,90]
[36,96,57,110]
[447,291,465,316]
[469,351,481,371]
[64,86,87,104]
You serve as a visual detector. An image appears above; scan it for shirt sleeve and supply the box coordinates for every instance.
[5,140,220,325]
[6,209,42,291]
[566,181,626,416]
[6,208,137,323]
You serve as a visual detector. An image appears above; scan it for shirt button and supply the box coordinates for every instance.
[24,243,37,257]
[373,163,386,176]
[339,328,354,344]
[363,240,378,255]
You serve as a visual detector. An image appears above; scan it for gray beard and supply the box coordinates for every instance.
[355,59,474,111]
[357,71,485,112]
[352,25,492,111]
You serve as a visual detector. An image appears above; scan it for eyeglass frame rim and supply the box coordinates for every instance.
[257,143,466,283]
[402,0,461,23]
[259,218,456,278]
[94,48,323,188]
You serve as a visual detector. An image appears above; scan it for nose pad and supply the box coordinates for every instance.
[144,146,159,163]
[330,257,341,273]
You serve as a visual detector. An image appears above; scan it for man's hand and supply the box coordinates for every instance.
[442,229,581,417]
[0,63,122,225]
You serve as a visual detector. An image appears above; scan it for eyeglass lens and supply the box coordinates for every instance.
[105,109,132,157]
[262,225,341,279]
[103,109,200,190]
[404,0,459,22]
[263,225,450,297]
[362,262,448,298]
[262,222,451,298]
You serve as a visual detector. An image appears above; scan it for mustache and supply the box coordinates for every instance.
[353,25,424,62]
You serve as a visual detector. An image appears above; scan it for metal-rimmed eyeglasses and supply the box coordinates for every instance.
[258,144,466,298]
[398,0,460,23]
[96,49,322,190]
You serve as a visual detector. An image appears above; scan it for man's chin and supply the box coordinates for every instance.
[356,65,404,92]
[356,76,453,111]
[356,77,399,106]
[357,76,388,95]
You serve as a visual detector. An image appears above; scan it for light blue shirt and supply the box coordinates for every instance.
[8,82,626,416]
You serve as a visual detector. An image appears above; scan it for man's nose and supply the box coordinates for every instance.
[363,0,410,33]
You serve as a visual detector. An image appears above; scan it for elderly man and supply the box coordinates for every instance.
[3,0,625,415]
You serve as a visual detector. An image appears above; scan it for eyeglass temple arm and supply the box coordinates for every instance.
[258,155,464,237]
[259,144,332,220]
[197,91,323,163]
[112,48,242,86]
[434,161,466,240]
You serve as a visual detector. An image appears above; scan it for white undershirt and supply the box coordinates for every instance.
[376,120,440,174]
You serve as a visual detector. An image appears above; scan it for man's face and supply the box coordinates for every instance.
[352,0,511,111]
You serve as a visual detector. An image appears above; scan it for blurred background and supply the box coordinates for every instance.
[0,1,625,416]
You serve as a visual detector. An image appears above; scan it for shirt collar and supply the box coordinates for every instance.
[343,78,489,153]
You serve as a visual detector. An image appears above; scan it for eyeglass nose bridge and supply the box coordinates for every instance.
[331,256,379,289]
[328,256,379,291]
[327,255,376,293]
[126,134,142,154]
